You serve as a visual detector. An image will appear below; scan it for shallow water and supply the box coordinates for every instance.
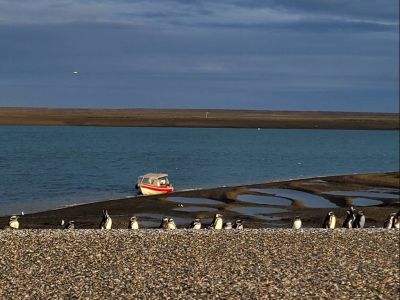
[250,188,337,208]
[236,194,292,206]
[366,188,399,194]
[0,126,398,215]
[352,198,383,206]
[228,206,287,218]
[322,191,400,200]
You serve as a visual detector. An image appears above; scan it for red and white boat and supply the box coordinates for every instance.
[136,173,174,195]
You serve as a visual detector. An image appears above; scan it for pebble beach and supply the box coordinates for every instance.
[1,229,399,299]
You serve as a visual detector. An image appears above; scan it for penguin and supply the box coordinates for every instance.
[9,215,19,229]
[322,211,336,229]
[99,210,112,229]
[210,213,223,230]
[353,211,365,228]
[189,218,202,230]
[159,217,169,229]
[8,216,19,229]
[342,210,353,228]
[128,216,139,230]
[349,206,356,221]
[166,218,177,230]
[233,219,244,230]
[224,222,233,230]
[64,220,75,230]
[393,211,400,229]
[383,213,395,229]
[292,216,302,230]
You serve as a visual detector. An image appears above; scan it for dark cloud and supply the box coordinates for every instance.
[0,1,398,112]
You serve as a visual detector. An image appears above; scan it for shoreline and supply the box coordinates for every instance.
[1,171,398,229]
[1,108,398,130]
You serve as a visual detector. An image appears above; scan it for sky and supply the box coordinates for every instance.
[0,0,398,112]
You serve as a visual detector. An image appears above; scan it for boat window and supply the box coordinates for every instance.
[159,177,169,185]
[142,177,151,184]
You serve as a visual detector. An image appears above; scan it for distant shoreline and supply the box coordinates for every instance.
[0,107,398,130]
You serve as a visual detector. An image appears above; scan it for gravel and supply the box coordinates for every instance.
[0,229,399,299]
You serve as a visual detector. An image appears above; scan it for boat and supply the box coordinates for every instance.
[136,173,174,195]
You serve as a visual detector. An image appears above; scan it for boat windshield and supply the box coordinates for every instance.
[158,176,169,186]
[139,176,170,186]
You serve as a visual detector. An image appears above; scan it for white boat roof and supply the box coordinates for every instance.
[141,173,169,179]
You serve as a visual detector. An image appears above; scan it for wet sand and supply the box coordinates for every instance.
[1,172,398,230]
[0,229,398,299]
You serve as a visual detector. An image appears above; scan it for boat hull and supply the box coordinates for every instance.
[139,184,174,195]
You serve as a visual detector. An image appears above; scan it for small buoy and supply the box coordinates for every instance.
[257,128,261,131]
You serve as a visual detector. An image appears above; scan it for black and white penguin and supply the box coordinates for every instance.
[353,211,366,228]
[159,217,169,229]
[189,219,202,230]
[342,210,353,228]
[128,216,139,230]
[9,215,20,229]
[210,214,223,230]
[292,216,302,229]
[322,211,336,229]
[383,213,395,229]
[224,222,233,230]
[64,220,75,230]
[166,218,177,230]
[393,211,400,229]
[233,220,244,230]
[99,210,112,229]
[350,206,356,221]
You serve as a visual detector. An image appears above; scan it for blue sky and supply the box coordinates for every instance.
[0,0,398,112]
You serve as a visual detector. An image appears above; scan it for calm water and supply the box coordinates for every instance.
[0,126,398,215]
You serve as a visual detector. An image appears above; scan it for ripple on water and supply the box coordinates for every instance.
[367,187,400,194]
[228,206,287,220]
[352,198,383,206]
[250,188,336,208]
[322,191,399,200]
[166,197,222,205]
[236,194,292,206]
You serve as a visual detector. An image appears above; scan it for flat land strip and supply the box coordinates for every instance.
[0,108,398,129]
[0,229,398,299]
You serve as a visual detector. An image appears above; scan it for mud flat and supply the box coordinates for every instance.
[0,172,398,230]
[0,229,398,299]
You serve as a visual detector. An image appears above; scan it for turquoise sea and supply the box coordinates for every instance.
[0,126,398,215]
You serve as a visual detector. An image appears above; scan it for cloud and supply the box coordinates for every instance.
[0,1,398,112]
[0,0,397,32]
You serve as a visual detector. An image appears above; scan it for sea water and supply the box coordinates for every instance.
[0,126,398,215]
